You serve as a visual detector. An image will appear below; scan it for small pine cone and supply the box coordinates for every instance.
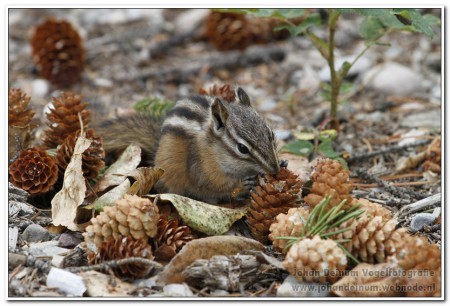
[246,167,303,243]
[156,215,195,253]
[392,234,441,297]
[9,147,58,195]
[8,88,35,128]
[268,207,310,253]
[198,84,236,102]
[304,159,353,210]
[30,17,85,87]
[42,92,90,149]
[356,198,392,221]
[55,129,105,179]
[284,236,347,283]
[87,235,154,280]
[204,11,253,51]
[423,137,441,173]
[84,194,159,248]
[330,214,407,264]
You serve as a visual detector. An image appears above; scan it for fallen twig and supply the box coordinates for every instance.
[66,257,163,274]
[395,193,441,219]
[348,139,431,164]
[356,169,430,200]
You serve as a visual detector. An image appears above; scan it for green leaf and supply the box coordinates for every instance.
[359,16,386,40]
[155,194,247,235]
[280,140,314,156]
[317,140,340,159]
[392,9,439,38]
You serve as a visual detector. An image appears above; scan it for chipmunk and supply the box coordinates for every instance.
[98,87,280,203]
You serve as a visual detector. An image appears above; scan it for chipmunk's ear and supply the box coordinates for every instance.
[236,87,251,107]
[211,98,228,131]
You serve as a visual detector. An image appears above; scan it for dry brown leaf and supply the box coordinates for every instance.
[128,167,164,196]
[92,144,141,194]
[332,262,406,297]
[86,179,131,212]
[157,236,265,284]
[51,134,91,231]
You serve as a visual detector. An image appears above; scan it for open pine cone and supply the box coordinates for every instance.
[356,198,392,221]
[84,195,160,248]
[304,159,353,210]
[268,206,309,254]
[204,12,253,51]
[9,147,58,195]
[30,17,85,87]
[156,215,195,253]
[284,235,347,283]
[247,167,303,243]
[87,235,154,280]
[8,88,35,128]
[199,84,236,102]
[55,128,105,179]
[42,92,90,149]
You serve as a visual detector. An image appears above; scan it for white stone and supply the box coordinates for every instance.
[28,241,68,257]
[410,213,437,232]
[400,109,441,130]
[46,268,86,297]
[174,9,209,34]
[162,283,194,297]
[362,62,423,96]
[277,275,330,297]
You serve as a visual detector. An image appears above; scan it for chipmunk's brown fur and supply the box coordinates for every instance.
[97,87,279,203]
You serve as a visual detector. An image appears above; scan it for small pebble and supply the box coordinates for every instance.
[162,283,194,297]
[28,241,68,257]
[58,232,83,248]
[277,275,330,297]
[22,224,50,243]
[410,213,437,232]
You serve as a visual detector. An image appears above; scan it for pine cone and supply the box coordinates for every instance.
[304,159,353,210]
[84,194,160,248]
[42,92,90,149]
[9,147,58,195]
[55,129,105,179]
[30,17,85,87]
[423,137,441,173]
[199,84,236,102]
[247,167,303,243]
[156,215,195,253]
[87,235,154,280]
[392,234,441,297]
[204,12,253,51]
[330,214,407,264]
[268,206,309,253]
[8,88,35,128]
[357,198,392,221]
[284,235,347,283]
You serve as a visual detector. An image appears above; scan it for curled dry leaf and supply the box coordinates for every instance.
[157,235,265,284]
[128,167,164,196]
[92,144,141,194]
[332,262,406,297]
[395,151,426,173]
[86,179,131,212]
[51,134,92,231]
[155,194,247,235]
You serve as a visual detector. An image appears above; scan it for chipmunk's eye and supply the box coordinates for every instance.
[237,143,249,154]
